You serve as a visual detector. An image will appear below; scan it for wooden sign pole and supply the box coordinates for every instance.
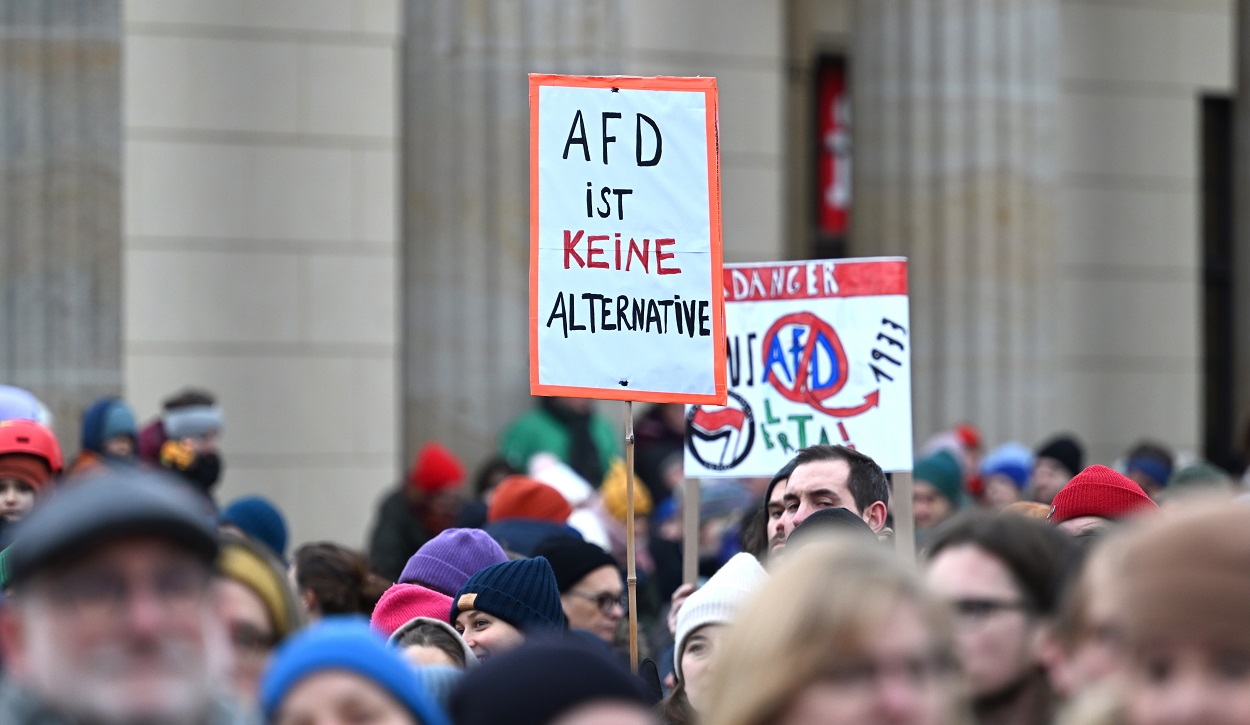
[892,470,916,568]
[624,401,639,673]
[682,476,699,586]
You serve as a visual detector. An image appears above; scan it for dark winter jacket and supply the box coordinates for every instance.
[482,518,580,558]
[368,487,433,582]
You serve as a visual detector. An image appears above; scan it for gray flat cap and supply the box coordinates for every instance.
[7,468,219,587]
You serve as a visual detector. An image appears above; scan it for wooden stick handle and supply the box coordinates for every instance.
[625,401,639,673]
[892,470,916,568]
[682,475,699,586]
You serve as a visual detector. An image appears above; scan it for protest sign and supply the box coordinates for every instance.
[685,258,913,475]
[529,75,726,404]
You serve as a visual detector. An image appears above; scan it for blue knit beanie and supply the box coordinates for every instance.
[220,495,288,560]
[450,557,566,633]
[80,397,138,454]
[260,618,449,725]
[980,442,1034,490]
[0,385,44,423]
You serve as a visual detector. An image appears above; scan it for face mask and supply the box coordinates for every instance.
[183,452,222,492]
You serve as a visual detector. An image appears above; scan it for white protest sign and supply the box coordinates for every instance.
[684,258,913,475]
[529,75,726,404]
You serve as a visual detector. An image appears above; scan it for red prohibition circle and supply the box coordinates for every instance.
[761,312,850,406]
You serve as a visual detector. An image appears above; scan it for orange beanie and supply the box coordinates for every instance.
[487,476,572,524]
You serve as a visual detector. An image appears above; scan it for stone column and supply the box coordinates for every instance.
[0,1,122,447]
[402,1,622,468]
[852,0,1059,445]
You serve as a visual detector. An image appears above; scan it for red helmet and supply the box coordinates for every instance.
[0,419,63,473]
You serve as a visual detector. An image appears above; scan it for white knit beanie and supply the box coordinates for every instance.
[673,552,768,681]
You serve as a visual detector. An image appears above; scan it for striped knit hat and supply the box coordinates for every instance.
[450,557,566,634]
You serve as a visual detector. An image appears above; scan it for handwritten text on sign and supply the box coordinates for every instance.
[684,258,913,476]
[530,75,726,404]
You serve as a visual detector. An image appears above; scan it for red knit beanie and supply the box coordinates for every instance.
[408,442,465,494]
[486,476,572,524]
[0,454,53,492]
[1048,465,1158,524]
[369,583,454,636]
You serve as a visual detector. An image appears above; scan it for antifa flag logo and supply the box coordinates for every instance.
[686,390,755,471]
[691,408,746,438]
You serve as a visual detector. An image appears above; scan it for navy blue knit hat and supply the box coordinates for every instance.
[80,397,138,454]
[450,557,566,633]
[260,617,449,725]
[221,495,288,560]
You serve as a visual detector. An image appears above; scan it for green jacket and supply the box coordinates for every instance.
[500,407,622,485]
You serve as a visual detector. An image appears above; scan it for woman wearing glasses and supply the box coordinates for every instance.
[924,511,1074,725]
[534,537,627,644]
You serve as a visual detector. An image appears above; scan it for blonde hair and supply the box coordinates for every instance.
[702,537,967,725]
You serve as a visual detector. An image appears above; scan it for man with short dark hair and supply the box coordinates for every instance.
[777,445,891,549]
[0,469,252,724]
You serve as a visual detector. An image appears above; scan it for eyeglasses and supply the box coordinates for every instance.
[38,565,212,624]
[949,598,1031,623]
[230,622,278,659]
[569,590,627,614]
[821,652,957,693]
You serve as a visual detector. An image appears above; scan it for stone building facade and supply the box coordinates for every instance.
[1,0,1235,545]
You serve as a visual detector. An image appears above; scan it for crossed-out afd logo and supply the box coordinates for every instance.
[761,311,880,418]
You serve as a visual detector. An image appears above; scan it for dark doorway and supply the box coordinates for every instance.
[1200,95,1236,470]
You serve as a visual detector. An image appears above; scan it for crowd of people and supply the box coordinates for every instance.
[0,384,1246,724]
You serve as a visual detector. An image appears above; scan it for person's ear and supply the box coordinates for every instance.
[863,501,889,532]
[301,589,319,616]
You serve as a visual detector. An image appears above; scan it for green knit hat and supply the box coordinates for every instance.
[914,450,964,507]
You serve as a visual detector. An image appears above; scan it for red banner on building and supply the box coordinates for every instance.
[818,58,850,236]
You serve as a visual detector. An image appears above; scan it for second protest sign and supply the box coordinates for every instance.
[685,257,914,476]
[529,75,726,404]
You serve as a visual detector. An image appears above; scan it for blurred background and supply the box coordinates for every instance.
[1,0,1242,546]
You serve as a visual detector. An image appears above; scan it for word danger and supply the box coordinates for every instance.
[545,293,712,338]
[725,261,838,302]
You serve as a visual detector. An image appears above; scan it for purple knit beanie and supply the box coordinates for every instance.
[400,528,509,597]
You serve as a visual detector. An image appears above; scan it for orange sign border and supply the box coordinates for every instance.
[528,74,727,405]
